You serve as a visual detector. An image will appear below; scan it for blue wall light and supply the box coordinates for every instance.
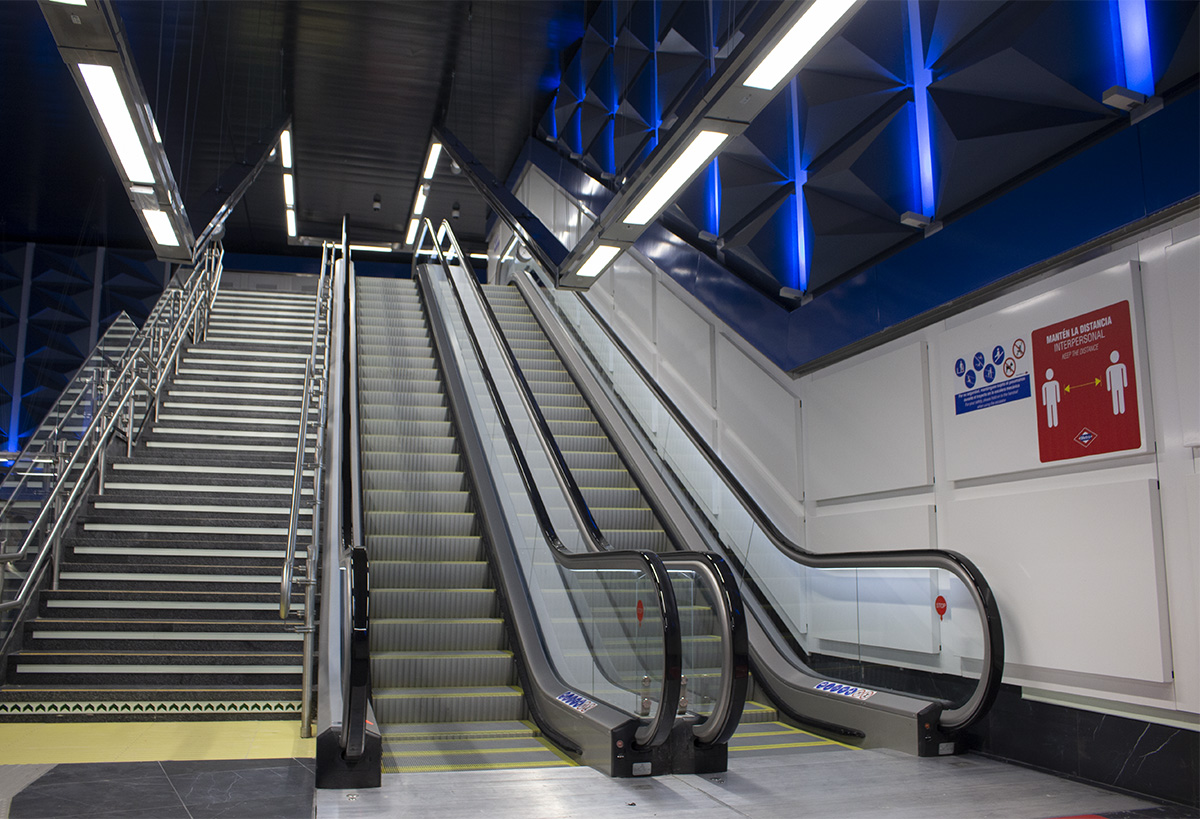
[1117,0,1155,96]
[906,0,935,218]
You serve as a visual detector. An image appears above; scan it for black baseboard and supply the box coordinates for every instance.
[964,683,1199,808]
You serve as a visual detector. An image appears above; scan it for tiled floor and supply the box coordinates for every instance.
[4,758,313,819]
[0,721,1195,819]
[313,747,1198,819]
[0,721,316,819]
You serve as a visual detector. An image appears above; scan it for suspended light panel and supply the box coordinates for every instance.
[422,143,442,179]
[742,0,859,91]
[623,131,729,226]
[280,129,293,169]
[576,244,622,278]
[283,173,295,207]
[286,209,297,237]
[79,63,155,184]
[141,209,179,247]
[413,185,428,216]
[405,219,420,245]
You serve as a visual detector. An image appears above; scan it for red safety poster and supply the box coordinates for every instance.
[1031,300,1140,462]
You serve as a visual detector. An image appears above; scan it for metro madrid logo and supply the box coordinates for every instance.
[814,681,877,701]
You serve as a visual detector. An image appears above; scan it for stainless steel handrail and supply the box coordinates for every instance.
[280,241,334,740]
[0,315,141,531]
[281,241,332,617]
[0,375,140,609]
[420,219,682,752]
[520,260,1004,734]
[0,244,224,650]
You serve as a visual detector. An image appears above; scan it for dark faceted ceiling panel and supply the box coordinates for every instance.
[537,0,1197,301]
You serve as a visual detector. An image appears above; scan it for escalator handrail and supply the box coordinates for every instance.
[440,221,748,748]
[438,229,609,553]
[418,219,680,752]
[338,232,373,761]
[522,264,1004,733]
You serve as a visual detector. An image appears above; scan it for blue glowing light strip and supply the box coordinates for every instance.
[710,157,721,237]
[1117,0,1154,96]
[906,0,935,218]
[790,78,808,292]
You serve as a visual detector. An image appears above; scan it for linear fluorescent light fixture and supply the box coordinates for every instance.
[349,244,394,253]
[743,0,859,91]
[286,209,297,237]
[623,130,729,226]
[280,129,293,169]
[422,143,442,179]
[79,63,155,184]
[405,218,420,245]
[413,185,428,216]
[468,252,489,260]
[576,244,622,278]
[283,173,295,207]
[141,209,179,247]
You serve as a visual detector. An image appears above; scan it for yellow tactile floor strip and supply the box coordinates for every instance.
[730,721,861,753]
[0,720,315,765]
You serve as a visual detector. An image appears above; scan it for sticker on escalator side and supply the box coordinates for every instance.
[814,681,877,701]
[557,690,598,713]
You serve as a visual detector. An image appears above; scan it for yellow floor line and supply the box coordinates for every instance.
[387,746,551,758]
[735,728,827,739]
[0,721,315,765]
[731,740,839,751]
[384,759,572,773]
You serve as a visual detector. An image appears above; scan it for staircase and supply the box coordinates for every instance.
[355,276,571,773]
[0,285,317,720]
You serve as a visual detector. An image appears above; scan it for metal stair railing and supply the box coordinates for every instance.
[0,243,225,660]
[280,240,334,739]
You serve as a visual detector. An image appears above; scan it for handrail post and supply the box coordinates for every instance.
[50,436,66,590]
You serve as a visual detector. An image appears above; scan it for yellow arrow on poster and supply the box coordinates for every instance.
[1064,377,1101,393]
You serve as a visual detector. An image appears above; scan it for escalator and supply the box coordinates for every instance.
[476,236,1003,758]
[355,276,570,772]
[319,231,748,783]
[481,285,753,733]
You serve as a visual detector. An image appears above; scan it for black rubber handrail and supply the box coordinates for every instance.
[523,263,1004,733]
[418,220,681,751]
[339,229,372,761]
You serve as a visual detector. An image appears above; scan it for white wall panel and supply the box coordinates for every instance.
[610,254,655,354]
[1161,233,1199,446]
[715,335,801,508]
[943,479,1170,682]
[807,505,936,553]
[655,282,713,406]
[805,342,933,500]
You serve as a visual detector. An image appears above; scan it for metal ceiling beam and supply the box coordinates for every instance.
[194,117,292,258]
[433,124,569,278]
[38,0,194,262]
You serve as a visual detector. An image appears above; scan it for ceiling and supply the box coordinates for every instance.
[0,0,580,258]
[0,0,1195,284]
